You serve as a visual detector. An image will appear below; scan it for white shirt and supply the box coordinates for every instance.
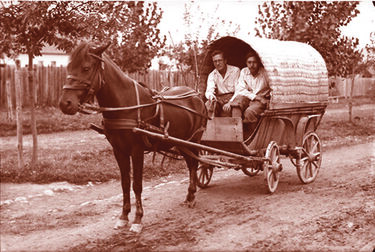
[230,67,269,102]
[205,65,240,99]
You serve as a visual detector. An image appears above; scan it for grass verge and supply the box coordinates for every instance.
[1,101,374,184]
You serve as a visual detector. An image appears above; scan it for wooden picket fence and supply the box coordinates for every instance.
[1,64,374,109]
[0,64,198,108]
[329,77,375,98]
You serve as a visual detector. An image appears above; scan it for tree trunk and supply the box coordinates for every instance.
[348,74,355,123]
[15,60,24,170]
[6,71,14,121]
[28,53,38,168]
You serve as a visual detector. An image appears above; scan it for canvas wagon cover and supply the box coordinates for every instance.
[199,36,329,109]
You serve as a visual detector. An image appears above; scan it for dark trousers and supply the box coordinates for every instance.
[205,93,233,117]
[231,95,266,123]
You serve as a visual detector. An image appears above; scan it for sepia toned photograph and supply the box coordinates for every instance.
[1,1,374,251]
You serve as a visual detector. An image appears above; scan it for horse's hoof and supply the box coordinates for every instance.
[130,223,143,233]
[114,219,128,229]
[183,199,196,208]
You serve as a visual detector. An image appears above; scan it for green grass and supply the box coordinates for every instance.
[1,100,374,184]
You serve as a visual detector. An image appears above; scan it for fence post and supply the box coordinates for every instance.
[5,66,14,121]
[28,56,38,168]
[15,60,24,169]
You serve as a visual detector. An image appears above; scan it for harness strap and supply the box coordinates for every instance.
[152,89,198,100]
[185,126,207,142]
[88,53,104,62]
[162,100,209,119]
[133,80,142,126]
[159,102,165,129]
[103,118,138,130]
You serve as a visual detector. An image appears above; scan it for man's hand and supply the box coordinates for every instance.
[222,102,231,112]
[208,94,217,101]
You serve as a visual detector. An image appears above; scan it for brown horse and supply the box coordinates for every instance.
[59,42,207,232]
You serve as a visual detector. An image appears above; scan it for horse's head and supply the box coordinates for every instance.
[59,42,110,115]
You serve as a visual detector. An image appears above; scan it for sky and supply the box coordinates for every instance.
[157,0,375,49]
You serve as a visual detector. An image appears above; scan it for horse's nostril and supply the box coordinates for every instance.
[59,99,72,110]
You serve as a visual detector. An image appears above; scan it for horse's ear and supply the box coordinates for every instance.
[91,42,111,55]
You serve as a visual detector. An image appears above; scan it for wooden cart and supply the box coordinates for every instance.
[134,36,329,193]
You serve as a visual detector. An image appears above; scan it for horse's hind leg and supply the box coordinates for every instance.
[129,148,144,233]
[182,150,198,208]
[112,149,131,229]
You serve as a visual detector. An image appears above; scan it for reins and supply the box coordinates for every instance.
[64,50,209,133]
[79,81,209,120]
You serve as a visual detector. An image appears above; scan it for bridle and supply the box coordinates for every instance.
[62,48,209,135]
[62,52,104,108]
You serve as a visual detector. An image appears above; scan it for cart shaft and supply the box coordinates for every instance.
[132,127,263,162]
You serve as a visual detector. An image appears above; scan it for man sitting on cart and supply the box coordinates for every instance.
[205,50,240,118]
[230,51,270,131]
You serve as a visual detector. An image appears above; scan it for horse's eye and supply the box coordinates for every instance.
[83,67,90,72]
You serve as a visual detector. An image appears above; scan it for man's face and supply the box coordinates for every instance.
[212,54,226,72]
[246,56,259,76]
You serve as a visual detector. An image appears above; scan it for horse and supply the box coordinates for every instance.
[59,42,208,232]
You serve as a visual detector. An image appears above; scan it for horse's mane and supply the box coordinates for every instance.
[101,53,156,96]
[69,42,91,69]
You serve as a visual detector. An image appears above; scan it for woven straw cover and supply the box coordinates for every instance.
[199,36,329,109]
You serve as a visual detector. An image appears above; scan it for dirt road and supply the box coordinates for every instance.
[1,139,374,251]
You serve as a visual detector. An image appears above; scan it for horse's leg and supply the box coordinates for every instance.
[129,147,144,233]
[182,150,198,208]
[112,148,131,229]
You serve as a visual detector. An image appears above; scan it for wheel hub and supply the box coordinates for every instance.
[271,162,282,173]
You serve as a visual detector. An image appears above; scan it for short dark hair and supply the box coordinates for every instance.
[211,50,225,59]
[245,51,260,63]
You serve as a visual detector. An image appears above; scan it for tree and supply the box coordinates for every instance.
[162,0,240,89]
[0,1,89,169]
[86,1,166,72]
[364,32,375,70]
[255,1,361,77]
[0,1,166,168]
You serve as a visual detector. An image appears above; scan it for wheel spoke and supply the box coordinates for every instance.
[302,148,309,156]
[304,138,311,152]
[312,151,321,157]
[311,160,319,169]
[199,169,204,181]
[311,140,319,153]
[304,162,309,178]
[272,171,278,183]
[269,173,275,187]
[308,162,313,177]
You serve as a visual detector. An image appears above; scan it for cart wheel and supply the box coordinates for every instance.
[297,132,322,184]
[197,164,213,189]
[241,162,261,177]
[264,141,282,193]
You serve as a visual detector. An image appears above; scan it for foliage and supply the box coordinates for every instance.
[92,1,166,72]
[0,1,86,59]
[255,1,364,77]
[363,32,375,75]
[0,1,165,72]
[161,1,240,78]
